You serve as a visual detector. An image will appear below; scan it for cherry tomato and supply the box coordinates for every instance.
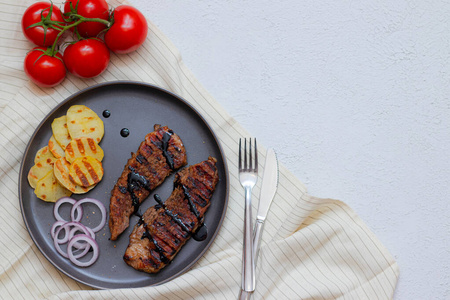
[24,47,66,87]
[22,2,64,47]
[104,5,148,54]
[64,0,109,38]
[63,39,110,78]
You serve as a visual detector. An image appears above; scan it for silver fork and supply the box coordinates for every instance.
[239,138,258,293]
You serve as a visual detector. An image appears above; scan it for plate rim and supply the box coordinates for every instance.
[18,80,230,289]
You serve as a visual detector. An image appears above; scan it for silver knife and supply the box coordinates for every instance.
[253,148,278,264]
[238,148,279,300]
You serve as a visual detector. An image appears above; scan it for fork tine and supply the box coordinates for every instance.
[254,138,258,172]
[239,138,242,171]
[239,138,258,173]
[249,138,253,171]
[244,138,248,171]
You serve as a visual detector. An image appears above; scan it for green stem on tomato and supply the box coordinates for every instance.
[49,16,111,54]
[74,27,82,41]
[70,14,110,26]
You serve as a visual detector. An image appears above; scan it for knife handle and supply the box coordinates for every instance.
[253,219,265,268]
[238,289,253,300]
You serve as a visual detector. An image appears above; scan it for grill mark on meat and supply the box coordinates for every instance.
[153,194,192,233]
[184,178,209,207]
[141,229,170,264]
[109,125,187,241]
[123,157,219,273]
[153,218,182,250]
[136,143,162,187]
[136,154,146,164]
[139,143,154,158]
[150,199,191,248]
[156,211,188,244]
[151,215,178,255]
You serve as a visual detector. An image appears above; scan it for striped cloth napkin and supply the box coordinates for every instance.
[0,0,399,299]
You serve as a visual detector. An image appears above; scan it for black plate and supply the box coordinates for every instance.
[18,81,229,289]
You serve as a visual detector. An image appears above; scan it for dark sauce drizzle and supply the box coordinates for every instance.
[141,231,170,264]
[192,224,208,241]
[127,166,150,213]
[161,131,174,169]
[137,218,170,264]
[180,184,200,219]
[120,128,130,137]
[178,183,208,241]
[154,194,190,234]
[102,110,111,118]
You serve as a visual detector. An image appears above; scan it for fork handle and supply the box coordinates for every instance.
[242,186,255,291]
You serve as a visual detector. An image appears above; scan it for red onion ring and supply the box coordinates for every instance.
[54,234,90,259]
[67,234,99,267]
[71,198,107,233]
[54,226,70,258]
[54,197,83,222]
[53,222,93,258]
[64,235,91,259]
[52,197,105,267]
[51,220,70,243]
[69,226,95,250]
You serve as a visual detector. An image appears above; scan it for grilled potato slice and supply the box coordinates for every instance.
[34,170,72,202]
[54,158,96,194]
[67,105,104,143]
[28,157,56,188]
[34,146,54,164]
[65,137,104,164]
[51,115,72,150]
[69,156,103,187]
[48,135,65,158]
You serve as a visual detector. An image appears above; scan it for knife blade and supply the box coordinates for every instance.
[253,148,278,262]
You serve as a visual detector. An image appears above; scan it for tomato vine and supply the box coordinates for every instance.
[21,1,148,87]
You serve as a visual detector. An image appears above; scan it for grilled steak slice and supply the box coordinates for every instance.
[109,125,187,241]
[123,157,219,273]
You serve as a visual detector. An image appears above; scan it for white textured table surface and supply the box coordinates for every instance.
[132,1,449,299]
